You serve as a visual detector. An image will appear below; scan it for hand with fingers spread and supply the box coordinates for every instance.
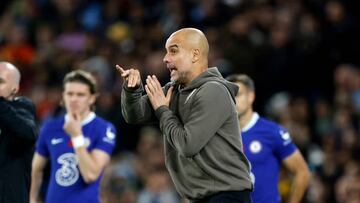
[145,75,173,110]
[115,65,141,88]
[63,113,83,137]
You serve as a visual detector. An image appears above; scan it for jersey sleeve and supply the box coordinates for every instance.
[36,122,50,157]
[94,122,117,155]
[272,126,297,161]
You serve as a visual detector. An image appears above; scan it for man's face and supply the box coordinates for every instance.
[163,33,194,84]
[63,82,95,115]
[235,82,254,117]
[0,67,16,100]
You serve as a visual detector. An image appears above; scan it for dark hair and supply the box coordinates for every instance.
[226,74,255,92]
[63,70,97,94]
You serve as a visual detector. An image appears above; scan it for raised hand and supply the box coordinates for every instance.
[145,75,173,110]
[115,65,141,88]
[63,113,82,137]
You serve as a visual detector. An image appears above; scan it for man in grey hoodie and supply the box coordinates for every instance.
[117,28,253,203]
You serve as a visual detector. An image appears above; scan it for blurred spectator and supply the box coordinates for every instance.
[137,170,180,203]
[101,156,138,203]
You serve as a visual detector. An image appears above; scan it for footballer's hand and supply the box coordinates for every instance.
[116,65,141,88]
[63,113,82,137]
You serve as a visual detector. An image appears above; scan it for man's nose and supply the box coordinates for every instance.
[163,54,169,64]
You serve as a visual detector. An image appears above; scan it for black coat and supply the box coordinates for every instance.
[0,97,37,203]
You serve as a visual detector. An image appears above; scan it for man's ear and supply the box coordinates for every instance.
[7,87,19,100]
[192,49,200,63]
[11,87,19,96]
[90,93,98,105]
[249,91,255,104]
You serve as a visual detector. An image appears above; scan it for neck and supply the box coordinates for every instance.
[239,109,254,130]
[81,110,92,120]
[6,95,14,101]
[184,65,208,87]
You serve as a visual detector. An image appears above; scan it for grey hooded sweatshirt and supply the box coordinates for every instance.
[121,67,252,201]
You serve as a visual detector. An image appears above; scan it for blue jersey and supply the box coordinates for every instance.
[241,113,296,203]
[36,112,116,203]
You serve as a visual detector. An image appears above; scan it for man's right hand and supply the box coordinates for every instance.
[116,65,141,88]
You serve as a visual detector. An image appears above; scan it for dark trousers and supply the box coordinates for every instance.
[194,190,252,203]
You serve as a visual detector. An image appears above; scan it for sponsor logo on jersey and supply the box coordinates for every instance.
[51,138,64,145]
[55,153,79,186]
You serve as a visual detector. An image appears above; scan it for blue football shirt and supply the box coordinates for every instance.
[36,112,116,203]
[241,113,296,203]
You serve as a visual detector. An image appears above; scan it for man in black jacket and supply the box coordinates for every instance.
[0,62,37,203]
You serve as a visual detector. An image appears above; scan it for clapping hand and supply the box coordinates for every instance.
[145,75,173,110]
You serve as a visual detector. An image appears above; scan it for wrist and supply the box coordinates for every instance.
[71,135,85,149]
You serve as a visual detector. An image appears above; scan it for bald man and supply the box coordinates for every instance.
[118,28,253,203]
[0,62,37,203]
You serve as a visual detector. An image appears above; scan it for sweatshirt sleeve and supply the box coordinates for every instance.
[155,82,232,157]
[0,97,37,141]
[121,83,156,124]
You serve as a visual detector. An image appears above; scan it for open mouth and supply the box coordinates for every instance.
[167,64,176,71]
[167,64,177,75]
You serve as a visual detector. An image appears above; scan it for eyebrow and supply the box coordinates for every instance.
[168,44,179,49]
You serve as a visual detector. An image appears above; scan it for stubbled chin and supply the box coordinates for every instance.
[170,76,177,83]
[170,72,178,81]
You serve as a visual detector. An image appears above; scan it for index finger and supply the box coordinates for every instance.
[73,113,81,121]
[115,64,125,74]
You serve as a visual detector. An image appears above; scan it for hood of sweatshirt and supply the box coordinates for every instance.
[181,67,238,102]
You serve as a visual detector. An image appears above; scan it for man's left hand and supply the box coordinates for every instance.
[145,75,173,110]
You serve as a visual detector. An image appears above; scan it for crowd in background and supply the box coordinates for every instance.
[1,0,360,202]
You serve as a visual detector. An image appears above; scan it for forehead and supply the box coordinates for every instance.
[165,33,185,49]
[0,67,10,76]
[64,82,91,93]
[0,68,12,81]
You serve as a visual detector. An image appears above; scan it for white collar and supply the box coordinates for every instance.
[242,112,259,132]
[65,112,96,126]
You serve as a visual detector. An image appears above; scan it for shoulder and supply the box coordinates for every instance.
[93,116,116,130]
[189,82,233,109]
[41,115,64,130]
[91,116,117,142]
[14,96,35,106]
[93,116,111,125]
[13,96,36,113]
[197,81,228,97]
[260,118,294,148]
[257,117,289,137]
[14,96,33,103]
[202,81,227,89]
[258,117,281,129]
